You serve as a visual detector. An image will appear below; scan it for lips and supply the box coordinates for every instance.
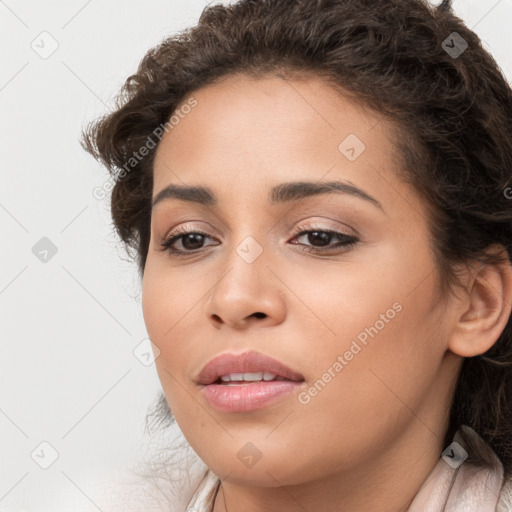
[196,350,305,386]
[196,350,306,413]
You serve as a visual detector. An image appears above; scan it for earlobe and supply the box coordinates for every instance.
[448,246,512,358]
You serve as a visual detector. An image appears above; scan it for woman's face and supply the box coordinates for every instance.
[142,73,462,487]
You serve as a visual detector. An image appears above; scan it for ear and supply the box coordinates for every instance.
[448,245,512,358]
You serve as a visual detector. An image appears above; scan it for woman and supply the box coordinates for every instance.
[81,0,512,510]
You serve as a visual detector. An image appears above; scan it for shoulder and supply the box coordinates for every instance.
[456,425,512,511]
[497,475,512,512]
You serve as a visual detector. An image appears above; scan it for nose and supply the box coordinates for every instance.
[203,257,287,330]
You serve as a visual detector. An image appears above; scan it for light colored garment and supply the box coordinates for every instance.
[408,425,508,512]
[185,425,512,511]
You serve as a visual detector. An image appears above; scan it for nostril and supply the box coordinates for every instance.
[252,312,266,319]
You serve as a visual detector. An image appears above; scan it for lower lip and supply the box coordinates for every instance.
[201,380,302,412]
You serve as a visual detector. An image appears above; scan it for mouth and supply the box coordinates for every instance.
[196,350,305,385]
[213,372,292,385]
[195,350,305,412]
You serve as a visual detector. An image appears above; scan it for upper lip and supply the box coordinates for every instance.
[196,350,305,385]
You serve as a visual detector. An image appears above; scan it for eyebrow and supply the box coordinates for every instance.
[152,180,384,212]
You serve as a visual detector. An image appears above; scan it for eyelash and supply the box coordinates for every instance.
[159,223,359,258]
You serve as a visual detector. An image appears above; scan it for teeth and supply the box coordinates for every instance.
[243,372,263,381]
[219,372,278,382]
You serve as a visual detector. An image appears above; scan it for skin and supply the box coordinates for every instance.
[141,73,512,512]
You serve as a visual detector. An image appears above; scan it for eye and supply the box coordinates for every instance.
[159,225,218,256]
[159,223,359,257]
[289,224,359,254]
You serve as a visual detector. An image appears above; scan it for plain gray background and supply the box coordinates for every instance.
[1,1,511,510]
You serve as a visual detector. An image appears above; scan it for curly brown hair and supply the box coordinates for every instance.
[81,0,512,478]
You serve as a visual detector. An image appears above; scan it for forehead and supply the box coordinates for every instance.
[152,73,402,206]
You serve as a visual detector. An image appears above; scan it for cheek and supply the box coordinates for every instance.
[296,274,444,451]
[142,256,208,341]
[141,260,210,408]
[290,246,443,425]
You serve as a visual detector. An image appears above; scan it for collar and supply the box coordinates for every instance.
[408,425,504,511]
